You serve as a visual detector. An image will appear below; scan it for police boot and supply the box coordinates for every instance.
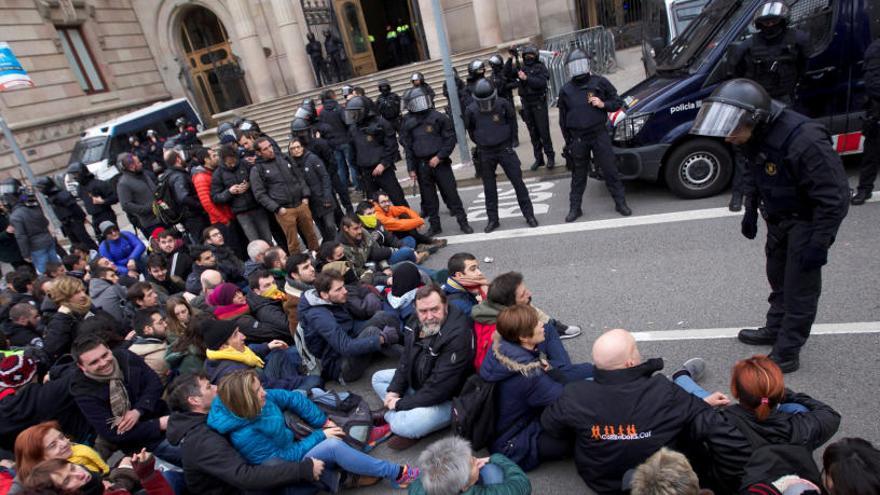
[458,219,474,234]
[525,216,539,228]
[529,157,544,171]
[737,327,778,346]
[484,220,500,233]
[426,224,443,238]
[728,193,743,212]
[851,189,873,205]
[546,154,556,170]
[565,209,583,223]
[615,199,632,217]
[769,353,800,374]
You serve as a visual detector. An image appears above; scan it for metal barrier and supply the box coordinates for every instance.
[541,26,617,105]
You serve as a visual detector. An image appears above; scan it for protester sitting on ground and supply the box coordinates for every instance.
[207,282,288,344]
[373,192,447,249]
[408,436,531,495]
[144,254,185,299]
[262,246,288,287]
[189,269,222,313]
[372,284,474,450]
[127,282,161,312]
[479,304,593,472]
[23,450,173,495]
[282,253,316,334]
[357,201,433,260]
[164,294,200,345]
[155,230,193,281]
[98,222,145,277]
[91,256,136,288]
[298,270,401,383]
[45,261,67,279]
[2,303,43,348]
[165,313,209,376]
[14,421,110,488]
[0,355,90,452]
[165,372,326,495]
[246,269,293,343]
[33,275,56,318]
[338,215,413,286]
[443,252,490,316]
[821,437,880,495]
[202,225,245,277]
[128,309,171,386]
[382,261,433,329]
[539,329,729,494]
[63,253,89,281]
[70,335,179,465]
[201,319,321,391]
[88,267,128,327]
[186,245,241,296]
[315,240,345,273]
[628,448,712,495]
[207,369,420,489]
[243,239,272,279]
[45,276,105,363]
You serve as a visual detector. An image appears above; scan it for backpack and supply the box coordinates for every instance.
[451,374,497,450]
[728,411,823,491]
[152,173,182,225]
[288,389,374,451]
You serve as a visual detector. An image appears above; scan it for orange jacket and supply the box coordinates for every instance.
[193,170,233,225]
[373,202,425,232]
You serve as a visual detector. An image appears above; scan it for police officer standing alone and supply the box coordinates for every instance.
[400,86,474,235]
[465,78,538,233]
[517,44,555,171]
[691,79,849,373]
[727,0,809,211]
[852,37,880,205]
[558,49,631,220]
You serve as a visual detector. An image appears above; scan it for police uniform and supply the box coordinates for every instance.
[740,107,849,366]
[558,74,628,216]
[400,108,469,233]
[464,97,536,227]
[853,38,880,203]
[348,114,409,206]
[490,60,520,146]
[517,56,555,167]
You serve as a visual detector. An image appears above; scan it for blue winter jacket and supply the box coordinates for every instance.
[99,230,145,275]
[442,278,479,316]
[207,388,327,464]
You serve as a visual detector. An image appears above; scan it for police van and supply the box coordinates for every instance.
[66,98,201,186]
[612,0,873,198]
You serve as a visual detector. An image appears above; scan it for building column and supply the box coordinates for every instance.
[270,0,315,93]
[417,0,441,60]
[228,0,278,102]
[472,0,502,48]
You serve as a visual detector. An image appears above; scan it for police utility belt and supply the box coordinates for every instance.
[762,208,812,225]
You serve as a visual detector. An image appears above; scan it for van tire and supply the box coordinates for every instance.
[664,138,732,199]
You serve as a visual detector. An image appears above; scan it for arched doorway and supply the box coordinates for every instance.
[178,6,251,117]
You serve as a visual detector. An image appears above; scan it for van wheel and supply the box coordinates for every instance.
[664,138,732,199]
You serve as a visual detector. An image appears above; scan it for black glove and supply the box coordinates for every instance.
[379,325,400,346]
[800,244,828,270]
[741,208,758,240]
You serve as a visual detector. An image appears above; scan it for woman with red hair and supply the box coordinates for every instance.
[11,421,108,493]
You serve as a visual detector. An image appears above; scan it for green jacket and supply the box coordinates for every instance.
[407,454,531,495]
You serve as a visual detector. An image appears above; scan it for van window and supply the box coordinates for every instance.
[69,137,108,165]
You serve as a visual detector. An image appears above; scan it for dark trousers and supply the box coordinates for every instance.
[857,121,880,192]
[340,312,402,384]
[479,146,534,222]
[62,219,97,251]
[416,158,467,229]
[730,147,749,196]
[568,130,625,209]
[393,229,432,244]
[310,57,325,87]
[362,165,409,207]
[329,164,354,214]
[182,214,209,245]
[764,219,823,360]
[502,95,519,144]
[521,100,554,162]
[311,208,337,242]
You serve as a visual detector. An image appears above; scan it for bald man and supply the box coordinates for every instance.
[540,329,727,495]
[188,269,223,313]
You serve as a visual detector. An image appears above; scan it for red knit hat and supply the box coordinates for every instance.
[0,355,37,390]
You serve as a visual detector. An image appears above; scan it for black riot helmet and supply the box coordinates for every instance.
[35,176,57,195]
[293,105,313,122]
[565,48,591,79]
[521,44,539,64]
[175,117,188,128]
[467,60,486,79]
[690,79,772,139]
[217,122,236,141]
[238,119,261,134]
[754,1,789,28]
[341,85,354,98]
[67,161,91,182]
[378,80,392,95]
[488,54,504,70]
[146,129,158,139]
[404,86,433,113]
[0,178,23,207]
[472,78,497,112]
[290,118,312,143]
[128,135,139,146]
[344,96,370,125]
[410,72,426,86]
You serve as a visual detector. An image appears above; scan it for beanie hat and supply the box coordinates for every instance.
[392,261,422,297]
[98,221,117,236]
[0,355,37,390]
[207,283,239,307]
[202,319,239,350]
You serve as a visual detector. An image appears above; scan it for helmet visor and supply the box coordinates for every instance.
[344,108,363,125]
[567,58,591,77]
[294,107,312,120]
[476,93,496,112]
[690,101,752,137]
[755,1,786,19]
[0,183,18,196]
[407,94,431,113]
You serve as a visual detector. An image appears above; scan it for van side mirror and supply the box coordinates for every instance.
[649,37,666,55]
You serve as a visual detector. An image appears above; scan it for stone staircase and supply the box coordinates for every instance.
[203,45,504,150]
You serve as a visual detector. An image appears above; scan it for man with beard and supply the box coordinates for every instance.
[282,253,316,336]
[371,285,475,450]
[155,230,192,281]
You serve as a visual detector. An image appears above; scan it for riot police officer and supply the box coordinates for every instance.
[517,44,555,170]
[410,72,435,100]
[35,176,97,250]
[291,115,353,216]
[67,161,118,239]
[306,32,326,87]
[488,54,519,147]
[376,80,402,130]
[558,49,631,220]
[324,29,346,83]
[400,86,473,235]
[691,79,849,373]
[852,37,880,205]
[465,78,538,233]
[345,95,409,206]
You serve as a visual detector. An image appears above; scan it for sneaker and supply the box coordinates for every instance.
[681,357,706,382]
[430,238,448,248]
[557,324,582,340]
[392,465,420,488]
[341,473,381,488]
[367,423,391,450]
[387,434,419,451]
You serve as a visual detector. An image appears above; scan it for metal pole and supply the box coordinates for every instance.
[0,113,62,231]
[429,0,471,164]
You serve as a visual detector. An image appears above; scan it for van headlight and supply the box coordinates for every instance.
[614,113,651,143]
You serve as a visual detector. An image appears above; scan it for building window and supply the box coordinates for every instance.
[56,26,106,93]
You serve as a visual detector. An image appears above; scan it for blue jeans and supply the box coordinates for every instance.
[153,439,182,467]
[304,438,399,480]
[371,369,452,439]
[399,236,417,249]
[389,247,417,264]
[539,321,594,382]
[335,144,359,189]
[30,246,60,275]
[673,375,809,414]
[479,463,505,485]
[263,348,323,391]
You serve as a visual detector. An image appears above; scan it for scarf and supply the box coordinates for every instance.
[446,277,486,301]
[269,268,287,281]
[285,276,313,298]
[63,296,93,316]
[69,444,110,475]
[82,355,130,429]
[261,285,288,302]
[358,214,378,229]
[386,287,417,310]
[213,303,250,321]
[205,345,265,368]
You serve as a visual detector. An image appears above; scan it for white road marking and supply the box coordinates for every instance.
[631,321,880,342]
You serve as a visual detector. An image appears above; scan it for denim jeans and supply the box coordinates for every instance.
[335,144,359,190]
[371,369,452,439]
[673,375,809,414]
[304,438,399,480]
[237,208,274,243]
[479,463,505,485]
[388,247,417,264]
[30,246,60,275]
[264,348,324,391]
[153,439,183,467]
[399,236,417,249]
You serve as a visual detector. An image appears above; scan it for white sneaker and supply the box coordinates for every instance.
[558,324,583,340]
[682,357,707,382]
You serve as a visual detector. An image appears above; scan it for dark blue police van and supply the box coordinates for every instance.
[611,0,877,198]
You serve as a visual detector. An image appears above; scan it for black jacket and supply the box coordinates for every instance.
[250,155,311,213]
[518,59,550,102]
[388,305,474,411]
[464,99,518,148]
[349,115,398,170]
[211,160,261,213]
[167,411,315,495]
[117,169,158,229]
[246,291,293,343]
[291,151,334,217]
[9,204,54,256]
[400,109,457,172]
[161,167,205,218]
[306,137,337,176]
[558,75,622,137]
[540,359,710,494]
[317,99,351,146]
[77,176,118,217]
[43,310,85,364]
[45,189,87,224]
[1,320,42,348]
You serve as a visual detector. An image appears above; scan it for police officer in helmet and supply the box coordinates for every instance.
[291,115,353,216]
[410,72,435,100]
[345,95,409,206]
[67,161,118,239]
[35,176,96,250]
[852,37,880,205]
[691,79,849,373]
[488,54,519,147]
[465,78,538,232]
[376,80,402,130]
[517,44,555,170]
[399,86,473,235]
[558,48,631,221]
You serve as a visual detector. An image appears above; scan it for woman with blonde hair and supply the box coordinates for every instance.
[43,276,94,362]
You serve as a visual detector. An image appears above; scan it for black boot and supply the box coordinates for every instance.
[769,353,800,373]
[529,160,544,171]
[738,327,778,345]
[565,209,583,223]
[425,225,442,237]
[615,200,632,217]
[546,155,556,170]
[728,193,743,212]
[484,220,500,233]
[525,216,539,228]
[459,221,474,234]
[851,189,873,205]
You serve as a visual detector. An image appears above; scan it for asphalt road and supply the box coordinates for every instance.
[330,164,880,494]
